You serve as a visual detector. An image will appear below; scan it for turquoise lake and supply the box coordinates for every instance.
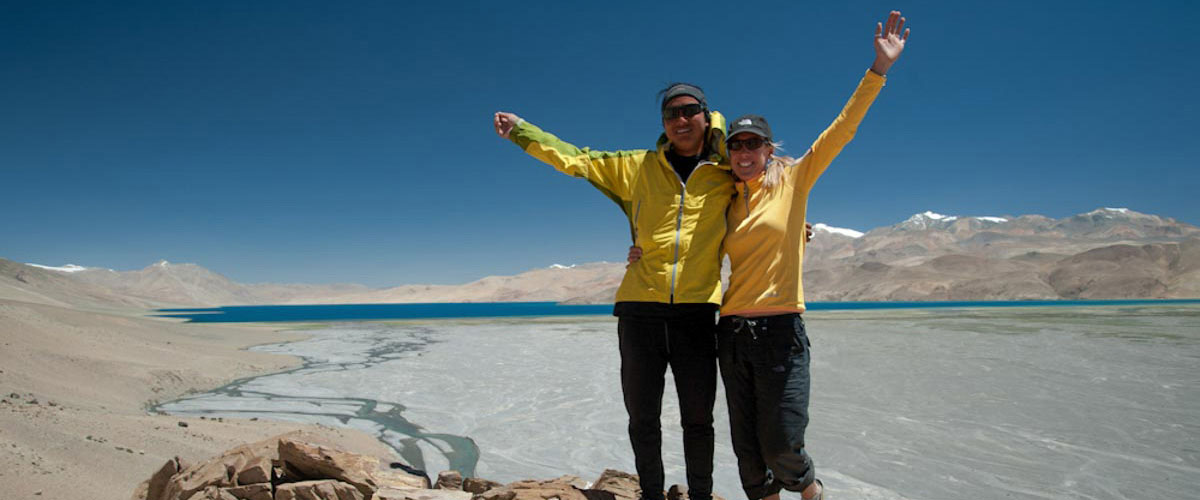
[156,299,1200,323]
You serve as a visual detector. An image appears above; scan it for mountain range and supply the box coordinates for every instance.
[3,207,1197,309]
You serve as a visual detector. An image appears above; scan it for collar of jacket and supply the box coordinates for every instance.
[655,110,731,170]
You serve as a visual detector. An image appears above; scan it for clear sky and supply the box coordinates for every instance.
[4,1,1198,286]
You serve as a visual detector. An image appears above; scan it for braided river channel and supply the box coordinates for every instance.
[154,305,1200,500]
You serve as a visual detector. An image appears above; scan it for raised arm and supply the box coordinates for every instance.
[795,10,908,191]
[493,111,642,203]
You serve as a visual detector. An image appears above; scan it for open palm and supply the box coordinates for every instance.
[871,11,909,75]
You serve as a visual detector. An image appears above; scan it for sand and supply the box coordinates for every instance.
[0,299,398,500]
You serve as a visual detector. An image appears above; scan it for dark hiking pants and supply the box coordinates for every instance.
[717,313,815,500]
[618,314,717,500]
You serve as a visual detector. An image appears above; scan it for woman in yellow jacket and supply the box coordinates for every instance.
[631,11,909,500]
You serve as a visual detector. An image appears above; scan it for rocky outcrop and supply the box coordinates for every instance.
[134,436,705,500]
[590,469,639,500]
[276,480,364,500]
[277,439,430,497]
[434,471,464,491]
[132,434,429,500]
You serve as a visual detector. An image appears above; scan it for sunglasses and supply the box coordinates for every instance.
[727,137,768,151]
[662,103,705,120]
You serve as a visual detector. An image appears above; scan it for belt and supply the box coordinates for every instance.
[720,313,801,338]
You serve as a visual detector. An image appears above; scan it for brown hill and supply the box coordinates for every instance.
[6,208,1198,307]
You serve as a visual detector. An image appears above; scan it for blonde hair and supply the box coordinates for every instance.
[760,141,807,190]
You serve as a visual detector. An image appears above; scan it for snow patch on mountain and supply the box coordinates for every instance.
[920,211,957,221]
[26,263,90,273]
[813,223,864,238]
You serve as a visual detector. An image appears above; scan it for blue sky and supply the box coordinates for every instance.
[3,1,1198,286]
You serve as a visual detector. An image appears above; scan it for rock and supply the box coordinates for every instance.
[591,470,640,500]
[507,475,589,490]
[378,488,473,500]
[666,485,686,500]
[183,486,238,500]
[463,478,503,494]
[436,471,465,490]
[276,480,364,500]
[139,456,184,500]
[236,456,272,485]
[278,438,430,498]
[477,475,590,500]
[178,421,189,428]
[475,489,516,500]
[161,437,280,500]
[223,484,272,500]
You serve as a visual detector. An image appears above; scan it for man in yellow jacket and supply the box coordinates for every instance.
[494,83,734,500]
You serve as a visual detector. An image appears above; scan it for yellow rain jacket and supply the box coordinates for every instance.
[508,114,735,306]
[722,70,885,316]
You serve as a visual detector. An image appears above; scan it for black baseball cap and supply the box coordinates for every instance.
[660,83,707,110]
[727,114,773,141]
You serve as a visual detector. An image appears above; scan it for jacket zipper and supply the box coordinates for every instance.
[632,201,642,244]
[667,161,716,304]
[669,182,684,303]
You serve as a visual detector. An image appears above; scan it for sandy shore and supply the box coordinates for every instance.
[0,299,398,500]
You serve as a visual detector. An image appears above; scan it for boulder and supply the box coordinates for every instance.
[462,478,503,494]
[183,486,238,500]
[132,456,185,500]
[236,456,273,485]
[378,488,474,500]
[223,484,272,500]
[161,437,279,500]
[591,470,639,500]
[476,475,590,500]
[435,471,465,490]
[278,438,430,498]
[666,485,687,500]
[276,480,364,500]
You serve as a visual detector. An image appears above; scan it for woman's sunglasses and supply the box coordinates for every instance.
[727,137,768,151]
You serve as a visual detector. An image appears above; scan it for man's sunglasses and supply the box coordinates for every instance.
[727,137,768,151]
[662,103,705,120]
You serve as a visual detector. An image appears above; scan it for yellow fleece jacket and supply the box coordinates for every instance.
[722,70,885,316]
[508,114,735,305]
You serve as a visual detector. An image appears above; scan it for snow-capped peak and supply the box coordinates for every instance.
[549,264,576,270]
[1085,207,1136,219]
[154,260,170,268]
[812,223,864,238]
[901,211,960,229]
[974,216,1009,223]
[916,211,958,221]
[26,263,89,273]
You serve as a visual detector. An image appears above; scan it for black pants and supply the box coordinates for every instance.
[717,314,815,500]
[618,314,717,500]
